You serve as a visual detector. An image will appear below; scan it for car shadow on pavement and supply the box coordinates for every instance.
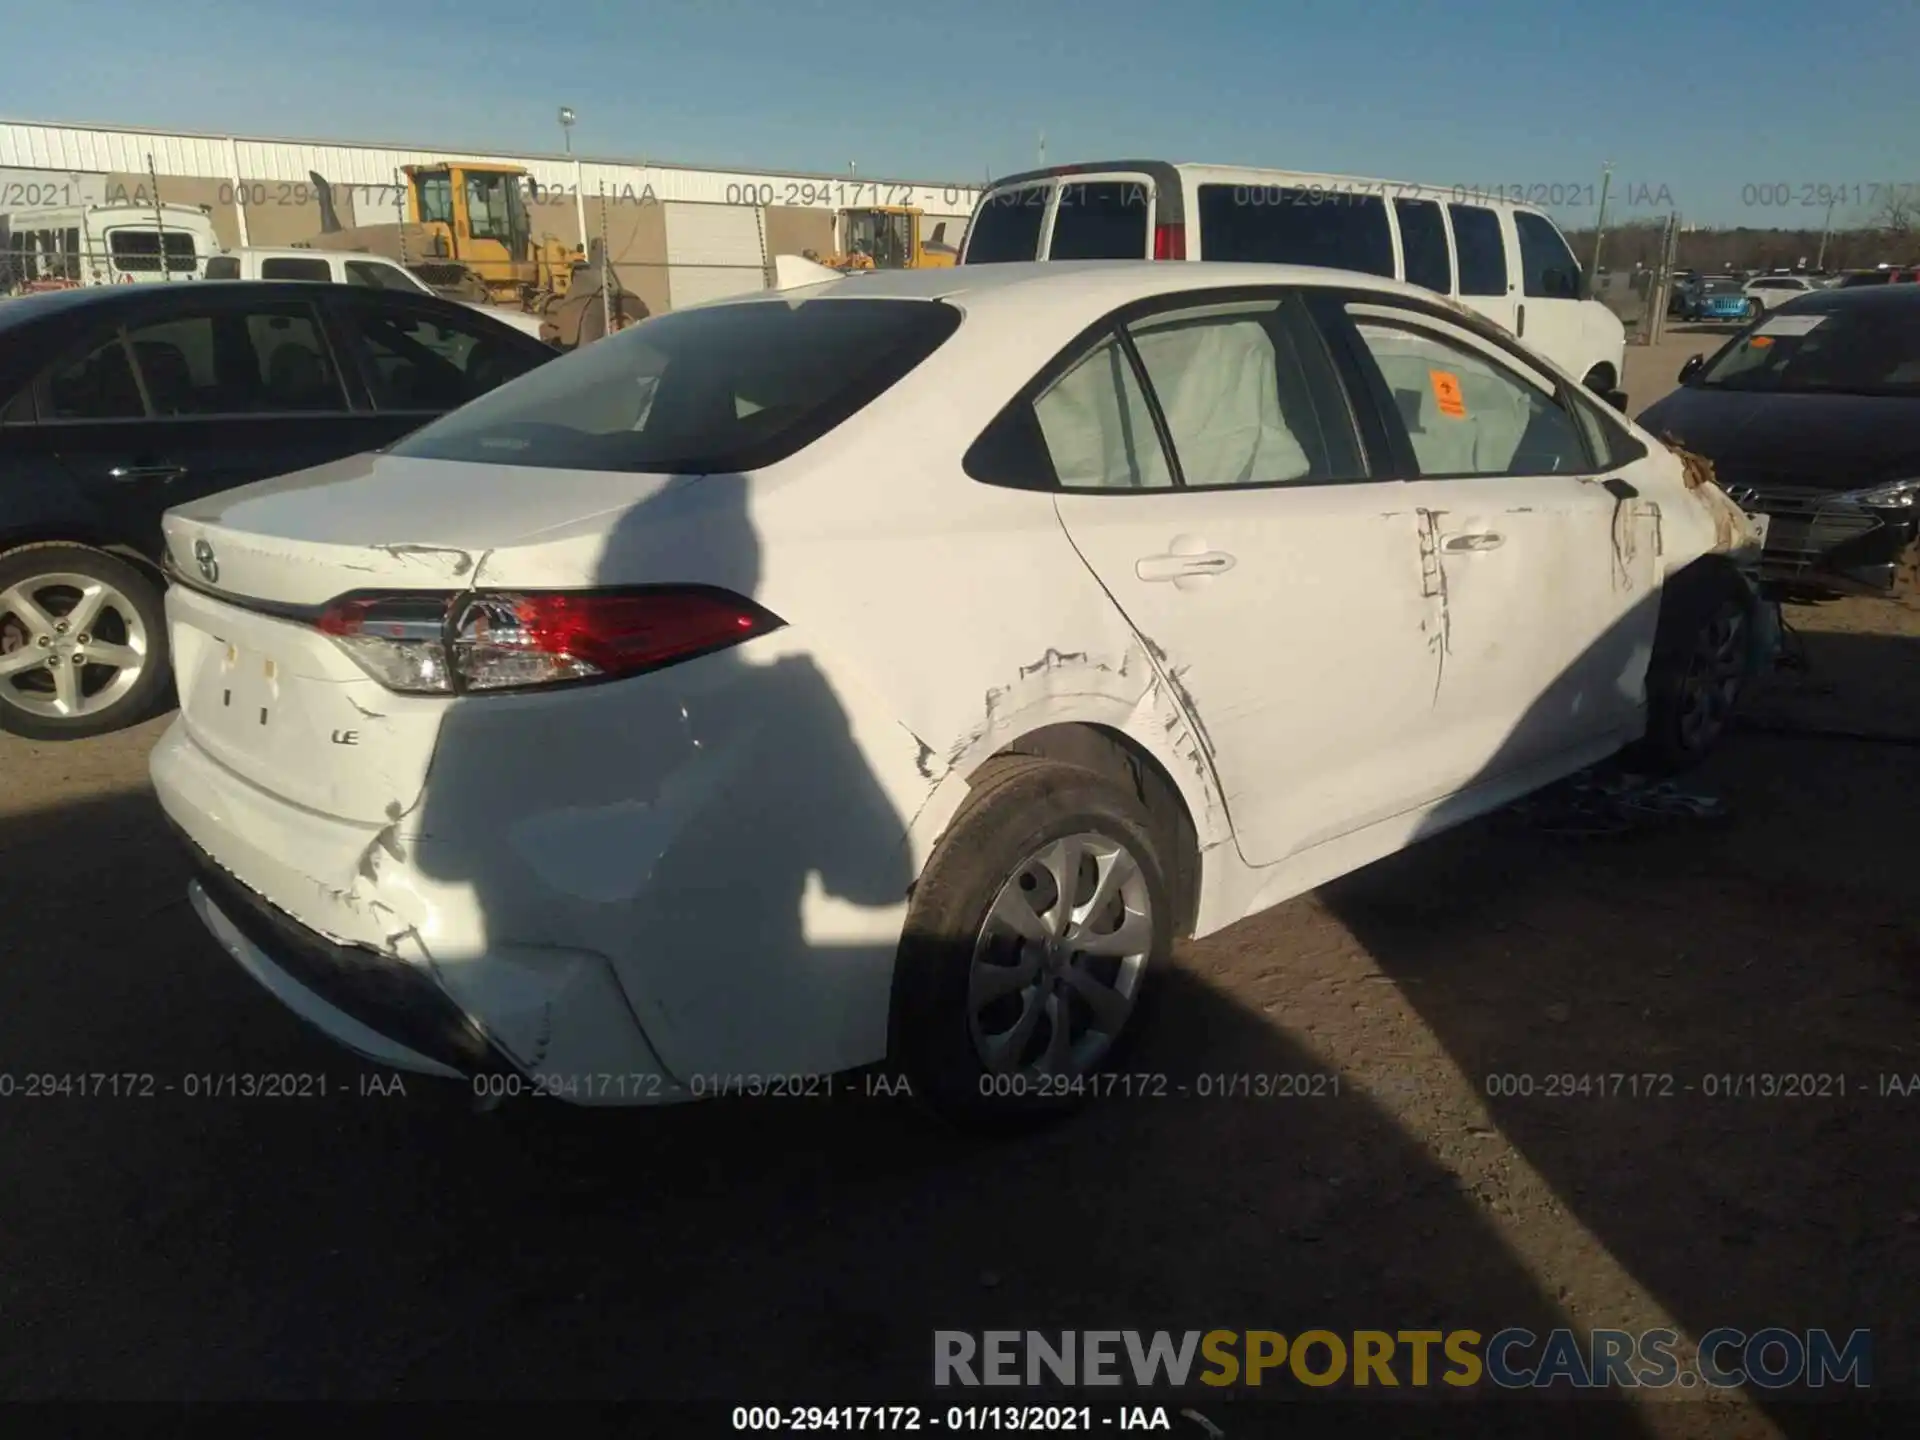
[0,783,1653,1432]
[1317,601,1920,1434]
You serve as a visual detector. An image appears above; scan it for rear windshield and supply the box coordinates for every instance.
[392,297,962,473]
[963,186,1048,263]
[1048,180,1150,259]
[1197,185,1393,277]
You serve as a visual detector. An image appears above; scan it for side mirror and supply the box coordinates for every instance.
[1678,354,1706,385]
[1600,388,1630,413]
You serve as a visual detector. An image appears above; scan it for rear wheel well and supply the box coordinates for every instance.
[1583,362,1618,392]
[1,533,159,586]
[980,723,1202,939]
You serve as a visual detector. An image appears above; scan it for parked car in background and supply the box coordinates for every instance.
[1743,273,1821,315]
[960,161,1629,401]
[204,246,552,340]
[0,281,557,739]
[1682,275,1756,323]
[1834,266,1920,288]
[1637,285,1920,601]
[151,260,1763,1126]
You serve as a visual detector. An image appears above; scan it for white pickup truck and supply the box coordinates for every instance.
[203,246,550,340]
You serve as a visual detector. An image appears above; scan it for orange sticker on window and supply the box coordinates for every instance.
[1747,335,1775,348]
[1430,368,1467,419]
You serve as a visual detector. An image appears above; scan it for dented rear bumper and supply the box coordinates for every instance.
[174,821,509,1080]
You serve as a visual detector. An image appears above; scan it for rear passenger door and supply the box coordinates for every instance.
[30,292,393,559]
[989,288,1446,868]
[1321,293,1664,791]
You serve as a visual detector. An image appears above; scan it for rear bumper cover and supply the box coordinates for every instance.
[172,818,510,1079]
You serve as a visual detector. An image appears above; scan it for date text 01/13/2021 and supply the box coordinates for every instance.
[730,1404,1178,1431]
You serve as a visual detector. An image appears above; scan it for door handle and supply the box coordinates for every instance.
[1442,531,1505,552]
[1516,303,1526,337]
[108,463,188,482]
[1136,550,1236,582]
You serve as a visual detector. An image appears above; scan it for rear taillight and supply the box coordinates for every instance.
[315,587,783,695]
[1152,224,1186,260]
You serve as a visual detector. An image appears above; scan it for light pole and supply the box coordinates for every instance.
[558,106,576,155]
[1589,161,1615,281]
[1815,194,1836,270]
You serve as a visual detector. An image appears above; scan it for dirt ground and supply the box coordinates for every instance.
[1,386,1914,1429]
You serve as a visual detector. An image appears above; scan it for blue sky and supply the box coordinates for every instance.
[20,0,1919,227]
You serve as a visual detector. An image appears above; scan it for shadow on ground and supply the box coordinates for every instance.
[1316,614,1920,1435]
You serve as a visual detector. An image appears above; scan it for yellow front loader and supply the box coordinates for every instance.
[307,163,582,310]
[811,206,958,272]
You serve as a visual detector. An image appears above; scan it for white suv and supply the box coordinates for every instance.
[1741,274,1821,316]
[960,161,1629,403]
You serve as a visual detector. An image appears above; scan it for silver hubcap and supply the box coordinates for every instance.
[0,572,148,720]
[1676,601,1747,750]
[968,832,1152,1079]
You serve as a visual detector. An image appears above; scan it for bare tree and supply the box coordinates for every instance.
[1874,193,1914,249]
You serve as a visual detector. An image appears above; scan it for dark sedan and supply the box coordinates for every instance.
[1637,285,1920,601]
[0,281,557,739]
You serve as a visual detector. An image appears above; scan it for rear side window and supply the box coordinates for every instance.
[1448,204,1507,296]
[109,230,198,274]
[1032,336,1172,489]
[204,255,240,280]
[1394,198,1451,293]
[393,297,961,473]
[964,187,1048,263]
[1047,181,1151,259]
[260,256,332,281]
[336,301,545,411]
[1196,185,1393,277]
[1513,211,1584,299]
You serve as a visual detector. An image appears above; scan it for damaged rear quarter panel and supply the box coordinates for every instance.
[741,445,1236,911]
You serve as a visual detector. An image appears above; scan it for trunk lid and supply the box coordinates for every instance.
[160,450,694,825]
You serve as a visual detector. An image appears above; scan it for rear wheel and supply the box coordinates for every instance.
[0,544,170,740]
[889,757,1171,1130]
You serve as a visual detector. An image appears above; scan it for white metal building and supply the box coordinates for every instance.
[0,118,985,312]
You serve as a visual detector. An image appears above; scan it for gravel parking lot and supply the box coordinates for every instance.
[2,333,1912,1432]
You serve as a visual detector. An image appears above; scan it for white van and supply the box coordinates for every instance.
[203,245,549,339]
[959,161,1627,397]
[0,202,217,289]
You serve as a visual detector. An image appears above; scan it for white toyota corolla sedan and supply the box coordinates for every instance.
[150,260,1766,1125]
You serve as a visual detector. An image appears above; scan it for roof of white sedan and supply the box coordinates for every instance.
[751,259,1446,311]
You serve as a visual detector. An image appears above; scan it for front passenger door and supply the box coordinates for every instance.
[1038,291,1444,868]
[1325,296,1663,792]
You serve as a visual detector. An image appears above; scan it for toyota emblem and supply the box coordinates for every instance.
[193,538,218,584]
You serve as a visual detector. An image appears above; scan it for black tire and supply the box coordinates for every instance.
[888,756,1173,1132]
[0,544,171,741]
[1628,563,1755,774]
